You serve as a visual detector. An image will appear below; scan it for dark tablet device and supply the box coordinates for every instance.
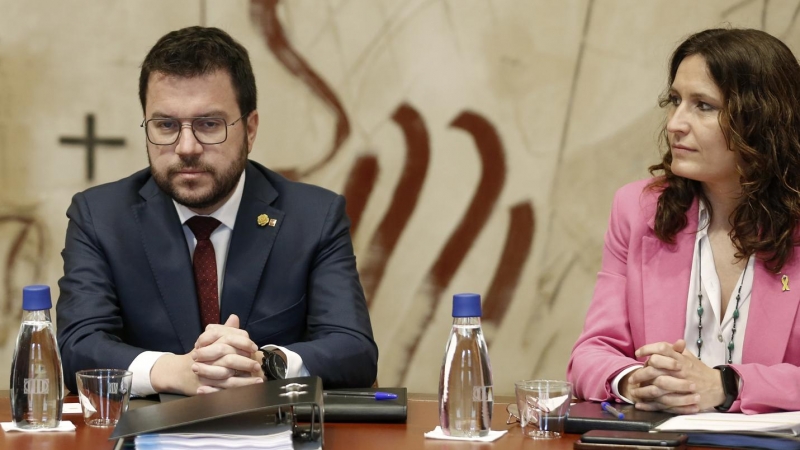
[581,430,688,447]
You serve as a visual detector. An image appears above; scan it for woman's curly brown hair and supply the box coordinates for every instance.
[648,28,800,273]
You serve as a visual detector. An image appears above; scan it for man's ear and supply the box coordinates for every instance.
[245,110,259,154]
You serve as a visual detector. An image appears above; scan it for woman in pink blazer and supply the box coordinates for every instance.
[568,28,800,414]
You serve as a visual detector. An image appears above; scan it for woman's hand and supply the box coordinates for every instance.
[627,339,725,414]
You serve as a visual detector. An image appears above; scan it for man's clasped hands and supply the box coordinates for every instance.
[149,314,268,395]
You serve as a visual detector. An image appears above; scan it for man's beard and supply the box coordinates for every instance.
[150,138,248,211]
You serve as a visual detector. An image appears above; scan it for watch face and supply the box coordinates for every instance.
[269,352,287,379]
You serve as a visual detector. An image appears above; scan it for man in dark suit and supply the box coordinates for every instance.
[56,26,377,396]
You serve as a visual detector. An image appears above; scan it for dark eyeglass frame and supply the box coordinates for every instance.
[140,112,250,145]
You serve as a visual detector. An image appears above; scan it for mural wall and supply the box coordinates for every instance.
[1,0,797,394]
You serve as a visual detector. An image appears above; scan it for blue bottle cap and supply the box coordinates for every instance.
[22,285,52,311]
[452,293,481,317]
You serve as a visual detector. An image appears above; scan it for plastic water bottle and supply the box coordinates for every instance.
[438,293,493,437]
[10,285,64,429]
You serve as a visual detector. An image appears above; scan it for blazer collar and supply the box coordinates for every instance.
[219,162,284,328]
[134,175,201,351]
[641,194,699,345]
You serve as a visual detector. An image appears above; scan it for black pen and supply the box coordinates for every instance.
[324,391,397,400]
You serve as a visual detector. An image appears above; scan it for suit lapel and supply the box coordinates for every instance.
[743,254,800,364]
[641,198,699,345]
[132,177,202,351]
[220,163,284,327]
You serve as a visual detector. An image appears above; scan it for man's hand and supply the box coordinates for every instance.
[149,352,201,396]
[627,339,725,414]
[147,315,265,396]
[192,314,263,394]
[150,315,262,395]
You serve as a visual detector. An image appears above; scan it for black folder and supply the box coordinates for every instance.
[159,386,408,424]
[111,376,324,441]
[304,388,407,423]
[565,402,674,434]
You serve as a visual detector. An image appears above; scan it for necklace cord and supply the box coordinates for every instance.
[696,240,748,364]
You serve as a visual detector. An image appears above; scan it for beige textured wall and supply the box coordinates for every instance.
[1,0,796,394]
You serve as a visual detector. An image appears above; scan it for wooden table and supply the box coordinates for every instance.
[0,392,710,449]
[0,391,581,449]
[323,393,580,449]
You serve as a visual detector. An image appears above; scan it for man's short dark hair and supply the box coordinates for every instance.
[139,26,257,116]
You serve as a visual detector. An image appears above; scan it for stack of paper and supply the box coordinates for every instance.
[656,411,800,450]
[656,411,800,436]
[133,419,294,450]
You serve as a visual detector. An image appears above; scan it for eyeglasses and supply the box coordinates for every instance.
[505,396,553,425]
[506,404,522,425]
[141,113,249,145]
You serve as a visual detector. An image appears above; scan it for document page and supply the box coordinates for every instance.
[656,411,800,436]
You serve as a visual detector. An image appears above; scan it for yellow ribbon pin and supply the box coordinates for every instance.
[782,274,790,292]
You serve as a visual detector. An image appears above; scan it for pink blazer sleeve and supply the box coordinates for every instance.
[567,181,648,401]
[730,363,800,413]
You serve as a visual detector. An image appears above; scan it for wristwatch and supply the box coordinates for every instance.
[714,365,739,412]
[261,350,287,381]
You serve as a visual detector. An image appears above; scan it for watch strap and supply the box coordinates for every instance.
[714,365,738,412]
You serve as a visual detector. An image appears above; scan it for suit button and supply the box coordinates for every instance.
[717,334,723,342]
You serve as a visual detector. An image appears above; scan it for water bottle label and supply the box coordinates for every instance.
[472,385,492,402]
[23,379,50,395]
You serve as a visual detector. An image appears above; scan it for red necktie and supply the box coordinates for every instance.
[186,216,222,329]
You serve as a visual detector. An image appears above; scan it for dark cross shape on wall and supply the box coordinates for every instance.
[59,114,126,181]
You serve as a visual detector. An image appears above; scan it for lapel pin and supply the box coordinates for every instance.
[257,214,270,227]
[268,218,277,227]
[782,274,790,292]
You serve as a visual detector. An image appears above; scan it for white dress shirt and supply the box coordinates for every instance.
[612,202,753,402]
[129,171,309,395]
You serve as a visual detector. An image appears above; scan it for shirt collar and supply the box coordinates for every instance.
[697,199,710,238]
[173,170,245,230]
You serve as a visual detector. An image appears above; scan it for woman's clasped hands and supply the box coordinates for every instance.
[621,339,726,414]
